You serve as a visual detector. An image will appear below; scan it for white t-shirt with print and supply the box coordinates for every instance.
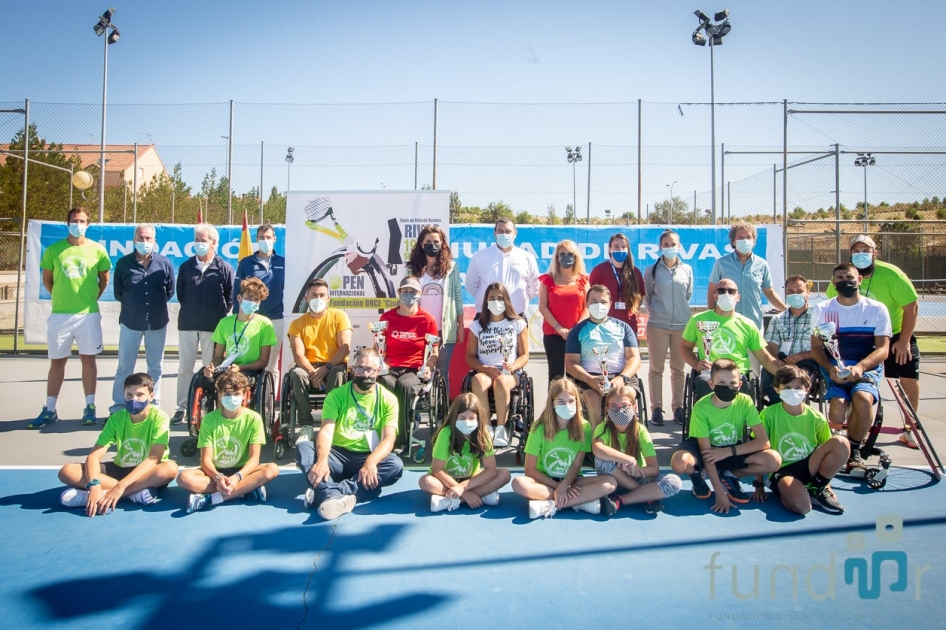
[469,317,527,367]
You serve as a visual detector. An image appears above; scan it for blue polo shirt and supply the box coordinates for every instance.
[709,252,772,328]
[565,316,638,376]
[233,252,285,321]
[113,252,175,331]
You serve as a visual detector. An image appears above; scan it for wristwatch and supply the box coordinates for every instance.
[621,374,633,385]
[324,362,334,371]
[86,479,100,489]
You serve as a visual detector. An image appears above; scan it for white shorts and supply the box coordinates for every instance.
[47,312,104,359]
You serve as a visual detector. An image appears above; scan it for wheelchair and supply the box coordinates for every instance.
[758,360,824,413]
[180,368,277,457]
[384,367,449,464]
[829,391,891,490]
[271,365,347,461]
[681,369,761,441]
[577,374,650,427]
[460,368,536,464]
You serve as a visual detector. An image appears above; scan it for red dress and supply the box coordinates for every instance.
[539,273,589,335]
[588,261,644,334]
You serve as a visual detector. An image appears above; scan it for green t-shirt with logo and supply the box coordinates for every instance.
[759,403,831,466]
[689,392,760,447]
[524,421,592,478]
[196,408,266,468]
[40,239,111,314]
[429,425,495,478]
[592,421,656,468]
[825,260,918,335]
[95,405,170,467]
[211,314,277,367]
[681,310,764,374]
[324,383,399,453]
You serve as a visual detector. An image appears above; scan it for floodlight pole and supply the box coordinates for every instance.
[11,99,28,353]
[710,39,717,225]
[98,29,109,223]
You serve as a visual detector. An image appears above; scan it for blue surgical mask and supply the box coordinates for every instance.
[455,419,478,435]
[220,395,244,412]
[735,239,754,255]
[194,242,211,257]
[240,299,260,315]
[68,222,87,238]
[134,241,154,256]
[851,252,873,269]
[400,292,419,307]
[554,403,576,420]
[660,247,679,260]
[495,233,515,248]
[611,250,628,263]
[125,398,149,415]
[786,293,806,310]
[258,239,274,254]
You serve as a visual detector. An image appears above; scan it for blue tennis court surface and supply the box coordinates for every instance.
[1,467,944,629]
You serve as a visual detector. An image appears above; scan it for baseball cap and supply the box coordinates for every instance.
[850,235,876,249]
[399,276,422,292]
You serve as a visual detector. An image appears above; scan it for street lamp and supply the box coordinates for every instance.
[220,135,232,223]
[854,152,876,231]
[604,209,611,224]
[93,7,120,223]
[285,147,294,194]
[666,181,678,225]
[566,146,582,224]
[692,9,731,229]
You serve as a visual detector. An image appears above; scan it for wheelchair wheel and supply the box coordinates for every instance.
[636,377,649,427]
[257,372,277,434]
[429,372,448,430]
[180,438,198,457]
[274,438,287,461]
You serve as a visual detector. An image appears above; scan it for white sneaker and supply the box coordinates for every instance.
[318,494,356,520]
[482,491,500,506]
[128,488,156,505]
[528,499,557,519]
[493,425,509,447]
[61,488,89,508]
[430,495,461,512]
[899,430,919,449]
[297,425,314,444]
[487,425,496,441]
[303,487,316,510]
[573,499,601,515]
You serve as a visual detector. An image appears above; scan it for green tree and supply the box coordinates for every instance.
[449,191,461,223]
[546,203,559,225]
[649,196,690,224]
[564,204,576,224]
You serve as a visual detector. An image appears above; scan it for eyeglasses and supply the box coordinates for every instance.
[352,366,380,376]
[716,287,737,295]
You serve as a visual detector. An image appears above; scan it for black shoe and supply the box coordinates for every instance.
[171,410,186,425]
[689,472,711,499]
[600,495,618,517]
[720,472,749,504]
[673,408,686,426]
[650,408,665,426]
[644,500,664,515]
[809,484,845,514]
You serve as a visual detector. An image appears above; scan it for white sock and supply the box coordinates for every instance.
[46,396,58,412]
[210,492,224,505]
[85,395,95,406]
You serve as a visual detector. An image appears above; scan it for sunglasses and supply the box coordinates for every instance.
[716,287,737,295]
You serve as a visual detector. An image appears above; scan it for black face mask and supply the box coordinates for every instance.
[423,243,441,257]
[834,280,858,298]
[353,376,376,390]
[557,253,576,268]
[713,384,740,402]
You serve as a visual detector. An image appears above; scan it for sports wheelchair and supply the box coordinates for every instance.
[680,369,761,440]
[380,366,449,464]
[179,368,277,457]
[460,368,536,464]
[271,364,348,461]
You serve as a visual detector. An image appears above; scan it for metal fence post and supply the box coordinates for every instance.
[13,98,29,354]
[432,99,438,190]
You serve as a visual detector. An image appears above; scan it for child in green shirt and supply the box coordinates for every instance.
[511,377,618,519]
[752,365,849,515]
[58,373,179,516]
[419,393,511,512]
[592,385,682,515]
[177,370,280,513]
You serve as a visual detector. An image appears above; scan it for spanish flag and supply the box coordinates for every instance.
[238,208,253,261]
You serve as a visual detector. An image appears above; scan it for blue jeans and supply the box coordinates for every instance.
[111,324,167,412]
[295,440,403,507]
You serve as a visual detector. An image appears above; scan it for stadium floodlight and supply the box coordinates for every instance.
[855,153,876,231]
[93,7,120,223]
[566,146,582,224]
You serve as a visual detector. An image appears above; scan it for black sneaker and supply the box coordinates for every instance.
[809,484,845,514]
[720,472,749,504]
[644,499,664,515]
[673,408,686,426]
[170,410,186,425]
[600,495,618,517]
[689,472,712,499]
[650,408,665,426]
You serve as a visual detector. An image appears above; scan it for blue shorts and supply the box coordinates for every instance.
[822,366,882,405]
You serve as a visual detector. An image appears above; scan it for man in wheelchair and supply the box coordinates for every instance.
[564,284,642,428]
[761,275,820,406]
[810,263,891,470]
[198,278,277,402]
[681,278,782,403]
[287,278,352,429]
[378,277,440,445]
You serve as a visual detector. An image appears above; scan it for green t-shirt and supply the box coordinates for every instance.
[592,422,656,468]
[825,260,918,335]
[40,239,111,314]
[429,425,495,478]
[196,408,266,468]
[524,421,592,478]
[689,392,760,447]
[760,403,831,466]
[95,405,170,467]
[323,383,399,453]
[211,314,277,367]
[682,310,765,374]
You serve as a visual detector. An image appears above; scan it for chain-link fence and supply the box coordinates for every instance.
[2,99,946,352]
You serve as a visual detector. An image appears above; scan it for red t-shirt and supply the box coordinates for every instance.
[379,307,439,369]
[588,261,644,333]
[539,273,589,335]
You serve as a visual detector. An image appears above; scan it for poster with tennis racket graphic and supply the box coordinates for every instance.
[283,190,451,357]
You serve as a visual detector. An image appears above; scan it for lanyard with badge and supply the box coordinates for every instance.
[351,384,382,451]
[231,314,255,358]
[610,262,626,310]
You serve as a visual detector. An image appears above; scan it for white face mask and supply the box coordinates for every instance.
[554,403,576,420]
[487,300,506,316]
[716,293,737,312]
[455,418,479,435]
[309,297,328,314]
[588,303,609,320]
[779,388,807,406]
[220,395,244,412]
[735,239,753,255]
[785,293,806,310]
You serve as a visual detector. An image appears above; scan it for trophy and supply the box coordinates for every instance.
[367,321,389,375]
[696,321,720,381]
[420,333,442,381]
[499,331,516,375]
[591,345,612,392]
[814,321,851,378]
